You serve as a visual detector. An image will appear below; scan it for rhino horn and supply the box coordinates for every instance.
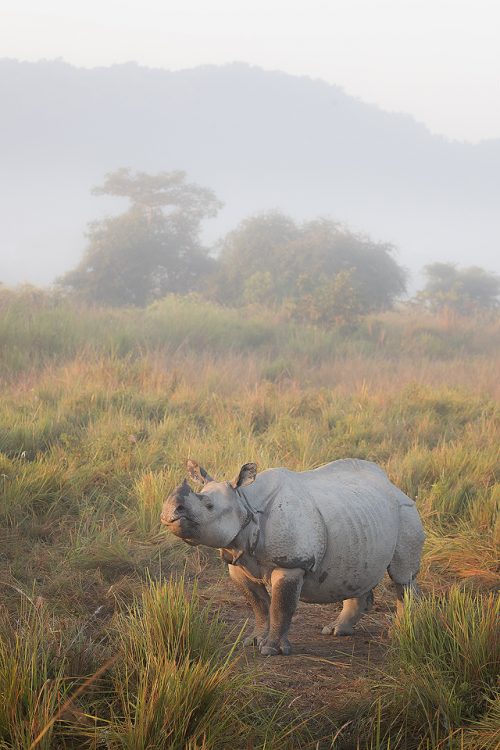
[186,459,214,485]
[233,462,258,488]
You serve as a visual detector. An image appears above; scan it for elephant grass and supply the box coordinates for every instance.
[0,295,499,748]
[0,580,308,750]
[1,288,500,390]
[100,579,288,750]
[353,589,500,750]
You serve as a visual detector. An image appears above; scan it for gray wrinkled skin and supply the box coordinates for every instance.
[161,459,425,656]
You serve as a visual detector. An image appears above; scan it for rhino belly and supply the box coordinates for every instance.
[299,493,399,603]
[300,553,391,603]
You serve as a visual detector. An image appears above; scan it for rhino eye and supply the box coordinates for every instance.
[206,503,214,510]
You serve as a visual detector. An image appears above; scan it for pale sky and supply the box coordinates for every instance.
[1,0,500,142]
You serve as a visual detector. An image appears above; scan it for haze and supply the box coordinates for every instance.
[2,0,500,142]
[1,0,499,287]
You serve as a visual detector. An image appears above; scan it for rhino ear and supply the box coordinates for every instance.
[186,459,213,485]
[233,462,257,488]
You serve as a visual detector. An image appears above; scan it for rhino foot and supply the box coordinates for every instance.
[329,593,373,636]
[280,638,292,655]
[259,637,291,656]
[322,623,354,636]
[243,631,269,648]
[260,644,280,656]
[333,624,355,636]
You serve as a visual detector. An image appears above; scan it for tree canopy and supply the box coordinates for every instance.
[418,263,500,314]
[210,212,406,323]
[60,174,410,322]
[60,169,222,306]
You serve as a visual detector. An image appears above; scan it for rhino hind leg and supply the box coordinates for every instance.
[387,549,422,618]
[260,568,304,656]
[228,564,270,647]
[322,590,374,636]
[389,574,421,618]
[387,503,425,617]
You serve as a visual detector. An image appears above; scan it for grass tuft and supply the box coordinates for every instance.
[0,597,72,749]
[94,578,306,749]
[358,588,500,749]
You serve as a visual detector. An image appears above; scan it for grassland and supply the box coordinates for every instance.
[0,287,498,748]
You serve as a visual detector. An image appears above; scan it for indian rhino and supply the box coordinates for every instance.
[161,458,425,656]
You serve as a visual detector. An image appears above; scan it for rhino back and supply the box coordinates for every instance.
[248,460,407,601]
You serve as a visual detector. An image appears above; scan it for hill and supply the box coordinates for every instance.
[1,59,499,285]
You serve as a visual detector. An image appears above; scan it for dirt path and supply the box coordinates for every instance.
[205,573,395,722]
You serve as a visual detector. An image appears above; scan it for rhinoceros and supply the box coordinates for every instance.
[161,458,425,656]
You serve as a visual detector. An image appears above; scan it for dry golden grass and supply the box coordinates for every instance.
[0,293,499,748]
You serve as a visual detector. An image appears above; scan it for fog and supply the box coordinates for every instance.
[1,59,499,293]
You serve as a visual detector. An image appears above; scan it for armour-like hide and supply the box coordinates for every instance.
[162,459,425,604]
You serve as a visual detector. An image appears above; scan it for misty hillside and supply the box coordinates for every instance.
[1,58,499,286]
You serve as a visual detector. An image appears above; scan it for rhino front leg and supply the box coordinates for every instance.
[260,568,304,656]
[228,564,270,647]
[322,590,374,636]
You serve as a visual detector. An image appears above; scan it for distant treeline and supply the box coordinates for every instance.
[0,169,500,328]
[12,169,500,323]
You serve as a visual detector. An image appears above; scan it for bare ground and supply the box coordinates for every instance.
[200,569,399,745]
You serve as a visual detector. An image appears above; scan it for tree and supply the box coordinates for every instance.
[291,269,365,327]
[418,263,500,314]
[211,212,407,320]
[208,211,300,305]
[60,169,222,306]
[285,219,407,314]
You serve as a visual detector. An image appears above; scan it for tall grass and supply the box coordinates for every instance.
[0,597,72,749]
[0,580,307,750]
[99,578,253,749]
[1,291,499,748]
[1,288,500,387]
[356,589,500,750]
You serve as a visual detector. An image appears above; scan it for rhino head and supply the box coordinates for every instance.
[160,459,257,548]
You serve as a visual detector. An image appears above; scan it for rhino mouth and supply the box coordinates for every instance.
[161,513,198,537]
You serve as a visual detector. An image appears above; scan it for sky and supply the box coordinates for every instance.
[1,0,500,143]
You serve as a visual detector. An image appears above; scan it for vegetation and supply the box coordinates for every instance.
[56,170,500,326]
[0,291,498,748]
[351,590,500,749]
[3,286,500,379]
[58,171,410,321]
[59,169,221,306]
[418,262,500,314]
[212,213,406,321]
